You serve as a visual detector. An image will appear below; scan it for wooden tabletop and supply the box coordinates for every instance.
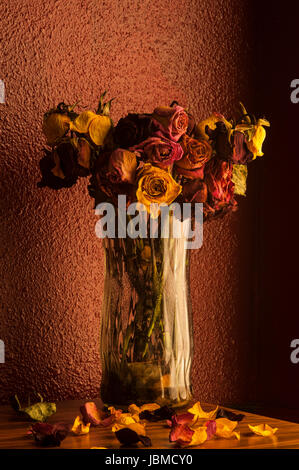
[1,399,299,449]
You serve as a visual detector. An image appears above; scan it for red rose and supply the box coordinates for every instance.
[130,136,183,169]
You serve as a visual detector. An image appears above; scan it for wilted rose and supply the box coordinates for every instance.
[152,105,189,141]
[38,139,89,190]
[231,131,254,164]
[113,113,154,148]
[182,179,208,203]
[42,112,71,146]
[205,121,233,160]
[204,159,237,212]
[94,151,136,206]
[131,136,183,169]
[136,163,182,215]
[107,149,137,184]
[175,135,212,179]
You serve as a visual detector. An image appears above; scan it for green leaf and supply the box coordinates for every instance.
[232,164,248,196]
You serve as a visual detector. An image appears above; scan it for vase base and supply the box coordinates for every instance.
[100,384,193,409]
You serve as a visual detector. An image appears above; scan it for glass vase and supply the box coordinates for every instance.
[99,219,193,407]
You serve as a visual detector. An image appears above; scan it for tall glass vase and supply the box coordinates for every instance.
[99,219,193,407]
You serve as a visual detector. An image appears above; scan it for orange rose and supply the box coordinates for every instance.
[175,135,212,178]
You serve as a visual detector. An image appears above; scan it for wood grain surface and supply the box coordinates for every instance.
[1,400,299,449]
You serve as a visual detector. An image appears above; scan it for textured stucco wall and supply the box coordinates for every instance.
[0,0,256,405]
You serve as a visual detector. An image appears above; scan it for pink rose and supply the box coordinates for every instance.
[152,105,189,141]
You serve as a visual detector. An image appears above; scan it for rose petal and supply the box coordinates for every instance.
[140,403,161,412]
[139,405,175,422]
[188,426,208,447]
[114,426,151,447]
[215,418,239,439]
[204,420,217,440]
[188,402,219,420]
[80,402,104,426]
[71,416,90,435]
[169,423,194,444]
[172,412,195,426]
[29,422,69,447]
[216,408,245,422]
[248,424,278,437]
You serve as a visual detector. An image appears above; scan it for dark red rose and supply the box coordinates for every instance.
[114,113,155,148]
[93,151,136,206]
[38,140,90,190]
[231,131,254,164]
[205,121,233,160]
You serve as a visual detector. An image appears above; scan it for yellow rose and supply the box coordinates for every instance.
[136,164,181,216]
[194,114,224,141]
[245,119,270,159]
[70,110,112,146]
[42,113,71,145]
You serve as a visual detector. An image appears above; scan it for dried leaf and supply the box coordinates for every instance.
[232,164,248,196]
[11,394,56,422]
[248,424,278,437]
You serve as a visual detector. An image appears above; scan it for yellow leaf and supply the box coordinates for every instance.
[70,111,98,134]
[248,424,278,437]
[91,447,107,449]
[188,402,219,420]
[215,418,239,439]
[88,115,112,146]
[71,416,90,435]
